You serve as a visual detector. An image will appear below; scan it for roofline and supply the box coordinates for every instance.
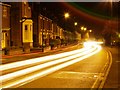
[0,3,11,7]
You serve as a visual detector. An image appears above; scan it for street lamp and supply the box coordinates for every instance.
[74,22,78,31]
[74,22,78,26]
[84,27,87,31]
[81,26,84,30]
[64,12,70,19]
[89,30,92,32]
[64,12,70,31]
[80,26,87,31]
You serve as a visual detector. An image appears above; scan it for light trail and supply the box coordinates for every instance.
[1,47,96,82]
[1,41,102,88]
[1,47,91,71]
[1,44,101,88]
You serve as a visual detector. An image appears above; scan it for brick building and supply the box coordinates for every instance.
[9,2,33,54]
[38,15,52,47]
[1,3,11,55]
[1,2,75,55]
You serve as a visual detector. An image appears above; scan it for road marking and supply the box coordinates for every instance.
[91,49,113,88]
[99,50,112,88]
[91,50,109,88]
[48,71,99,79]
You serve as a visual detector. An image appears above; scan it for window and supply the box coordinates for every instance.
[25,25,28,30]
[24,25,28,40]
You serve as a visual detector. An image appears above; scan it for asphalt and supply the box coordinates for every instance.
[2,44,119,88]
[18,45,108,88]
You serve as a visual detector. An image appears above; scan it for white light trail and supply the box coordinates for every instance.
[1,44,101,88]
[1,47,96,82]
[83,41,103,48]
[1,42,102,88]
[1,47,91,71]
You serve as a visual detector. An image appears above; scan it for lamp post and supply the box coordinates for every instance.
[64,12,70,45]
[64,12,70,30]
[74,22,78,31]
[80,26,88,41]
[87,29,93,40]
[80,26,84,41]
[74,22,78,43]
[110,0,113,46]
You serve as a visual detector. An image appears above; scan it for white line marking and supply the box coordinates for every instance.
[91,49,113,88]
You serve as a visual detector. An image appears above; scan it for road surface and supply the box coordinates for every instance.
[18,46,109,88]
[1,43,118,89]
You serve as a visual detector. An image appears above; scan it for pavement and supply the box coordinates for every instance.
[1,43,83,64]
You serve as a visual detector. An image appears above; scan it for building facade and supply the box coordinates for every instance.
[10,2,33,54]
[1,2,77,55]
[33,13,66,51]
[1,3,11,55]
[38,15,52,47]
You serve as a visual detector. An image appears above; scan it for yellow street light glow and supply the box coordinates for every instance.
[81,26,84,30]
[64,12,70,18]
[89,30,92,32]
[84,27,87,31]
[74,22,78,26]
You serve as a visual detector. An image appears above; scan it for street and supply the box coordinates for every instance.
[18,46,108,88]
[1,43,119,89]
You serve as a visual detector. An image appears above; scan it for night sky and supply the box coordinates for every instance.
[32,2,119,37]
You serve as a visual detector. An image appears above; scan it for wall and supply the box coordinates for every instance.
[2,3,11,49]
